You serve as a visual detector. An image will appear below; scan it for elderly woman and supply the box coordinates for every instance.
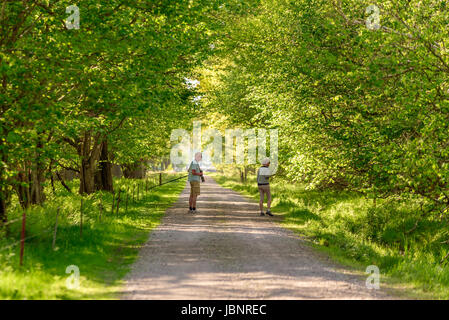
[257,157,274,216]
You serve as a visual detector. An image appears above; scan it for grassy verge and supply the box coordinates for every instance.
[209,171,449,300]
[0,173,186,299]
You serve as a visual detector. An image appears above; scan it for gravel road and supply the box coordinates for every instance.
[121,176,395,299]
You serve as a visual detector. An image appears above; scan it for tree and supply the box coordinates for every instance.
[199,0,449,214]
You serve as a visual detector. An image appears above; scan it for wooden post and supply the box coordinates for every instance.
[116,189,121,214]
[99,198,103,222]
[159,173,162,186]
[52,208,60,250]
[111,192,115,214]
[137,183,140,201]
[80,198,83,238]
[373,191,377,208]
[132,185,135,203]
[19,212,26,266]
[145,179,148,192]
[125,186,129,213]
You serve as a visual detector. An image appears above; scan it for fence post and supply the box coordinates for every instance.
[132,185,135,203]
[116,189,121,214]
[159,173,162,186]
[137,183,140,201]
[111,192,115,214]
[19,212,26,266]
[145,179,148,193]
[99,197,103,222]
[52,208,60,250]
[126,186,129,213]
[80,198,83,238]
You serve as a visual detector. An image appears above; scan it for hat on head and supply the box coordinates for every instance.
[261,157,270,165]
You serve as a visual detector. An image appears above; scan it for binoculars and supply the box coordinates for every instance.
[200,170,205,182]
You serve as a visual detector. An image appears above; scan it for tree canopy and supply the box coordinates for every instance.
[197,0,449,216]
[0,0,255,220]
[2,0,449,221]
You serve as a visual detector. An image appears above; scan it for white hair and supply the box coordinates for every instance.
[261,157,270,165]
[194,152,202,161]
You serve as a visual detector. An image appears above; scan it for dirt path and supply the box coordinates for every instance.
[122,176,395,300]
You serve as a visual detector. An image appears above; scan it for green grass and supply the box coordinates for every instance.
[0,173,186,299]
[210,170,449,300]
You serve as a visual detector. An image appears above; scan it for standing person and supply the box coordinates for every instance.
[257,157,274,216]
[188,152,204,214]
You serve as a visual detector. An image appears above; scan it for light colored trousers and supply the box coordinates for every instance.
[258,184,271,205]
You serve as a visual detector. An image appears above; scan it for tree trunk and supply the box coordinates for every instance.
[14,134,47,207]
[122,161,146,179]
[14,162,46,208]
[164,158,170,170]
[80,157,97,194]
[0,130,11,222]
[49,161,56,195]
[32,135,46,204]
[15,167,30,208]
[239,167,244,183]
[94,140,114,192]
[30,162,45,205]
[79,131,103,194]
[0,184,7,224]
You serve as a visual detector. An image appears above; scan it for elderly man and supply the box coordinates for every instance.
[257,157,274,216]
[188,152,204,214]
